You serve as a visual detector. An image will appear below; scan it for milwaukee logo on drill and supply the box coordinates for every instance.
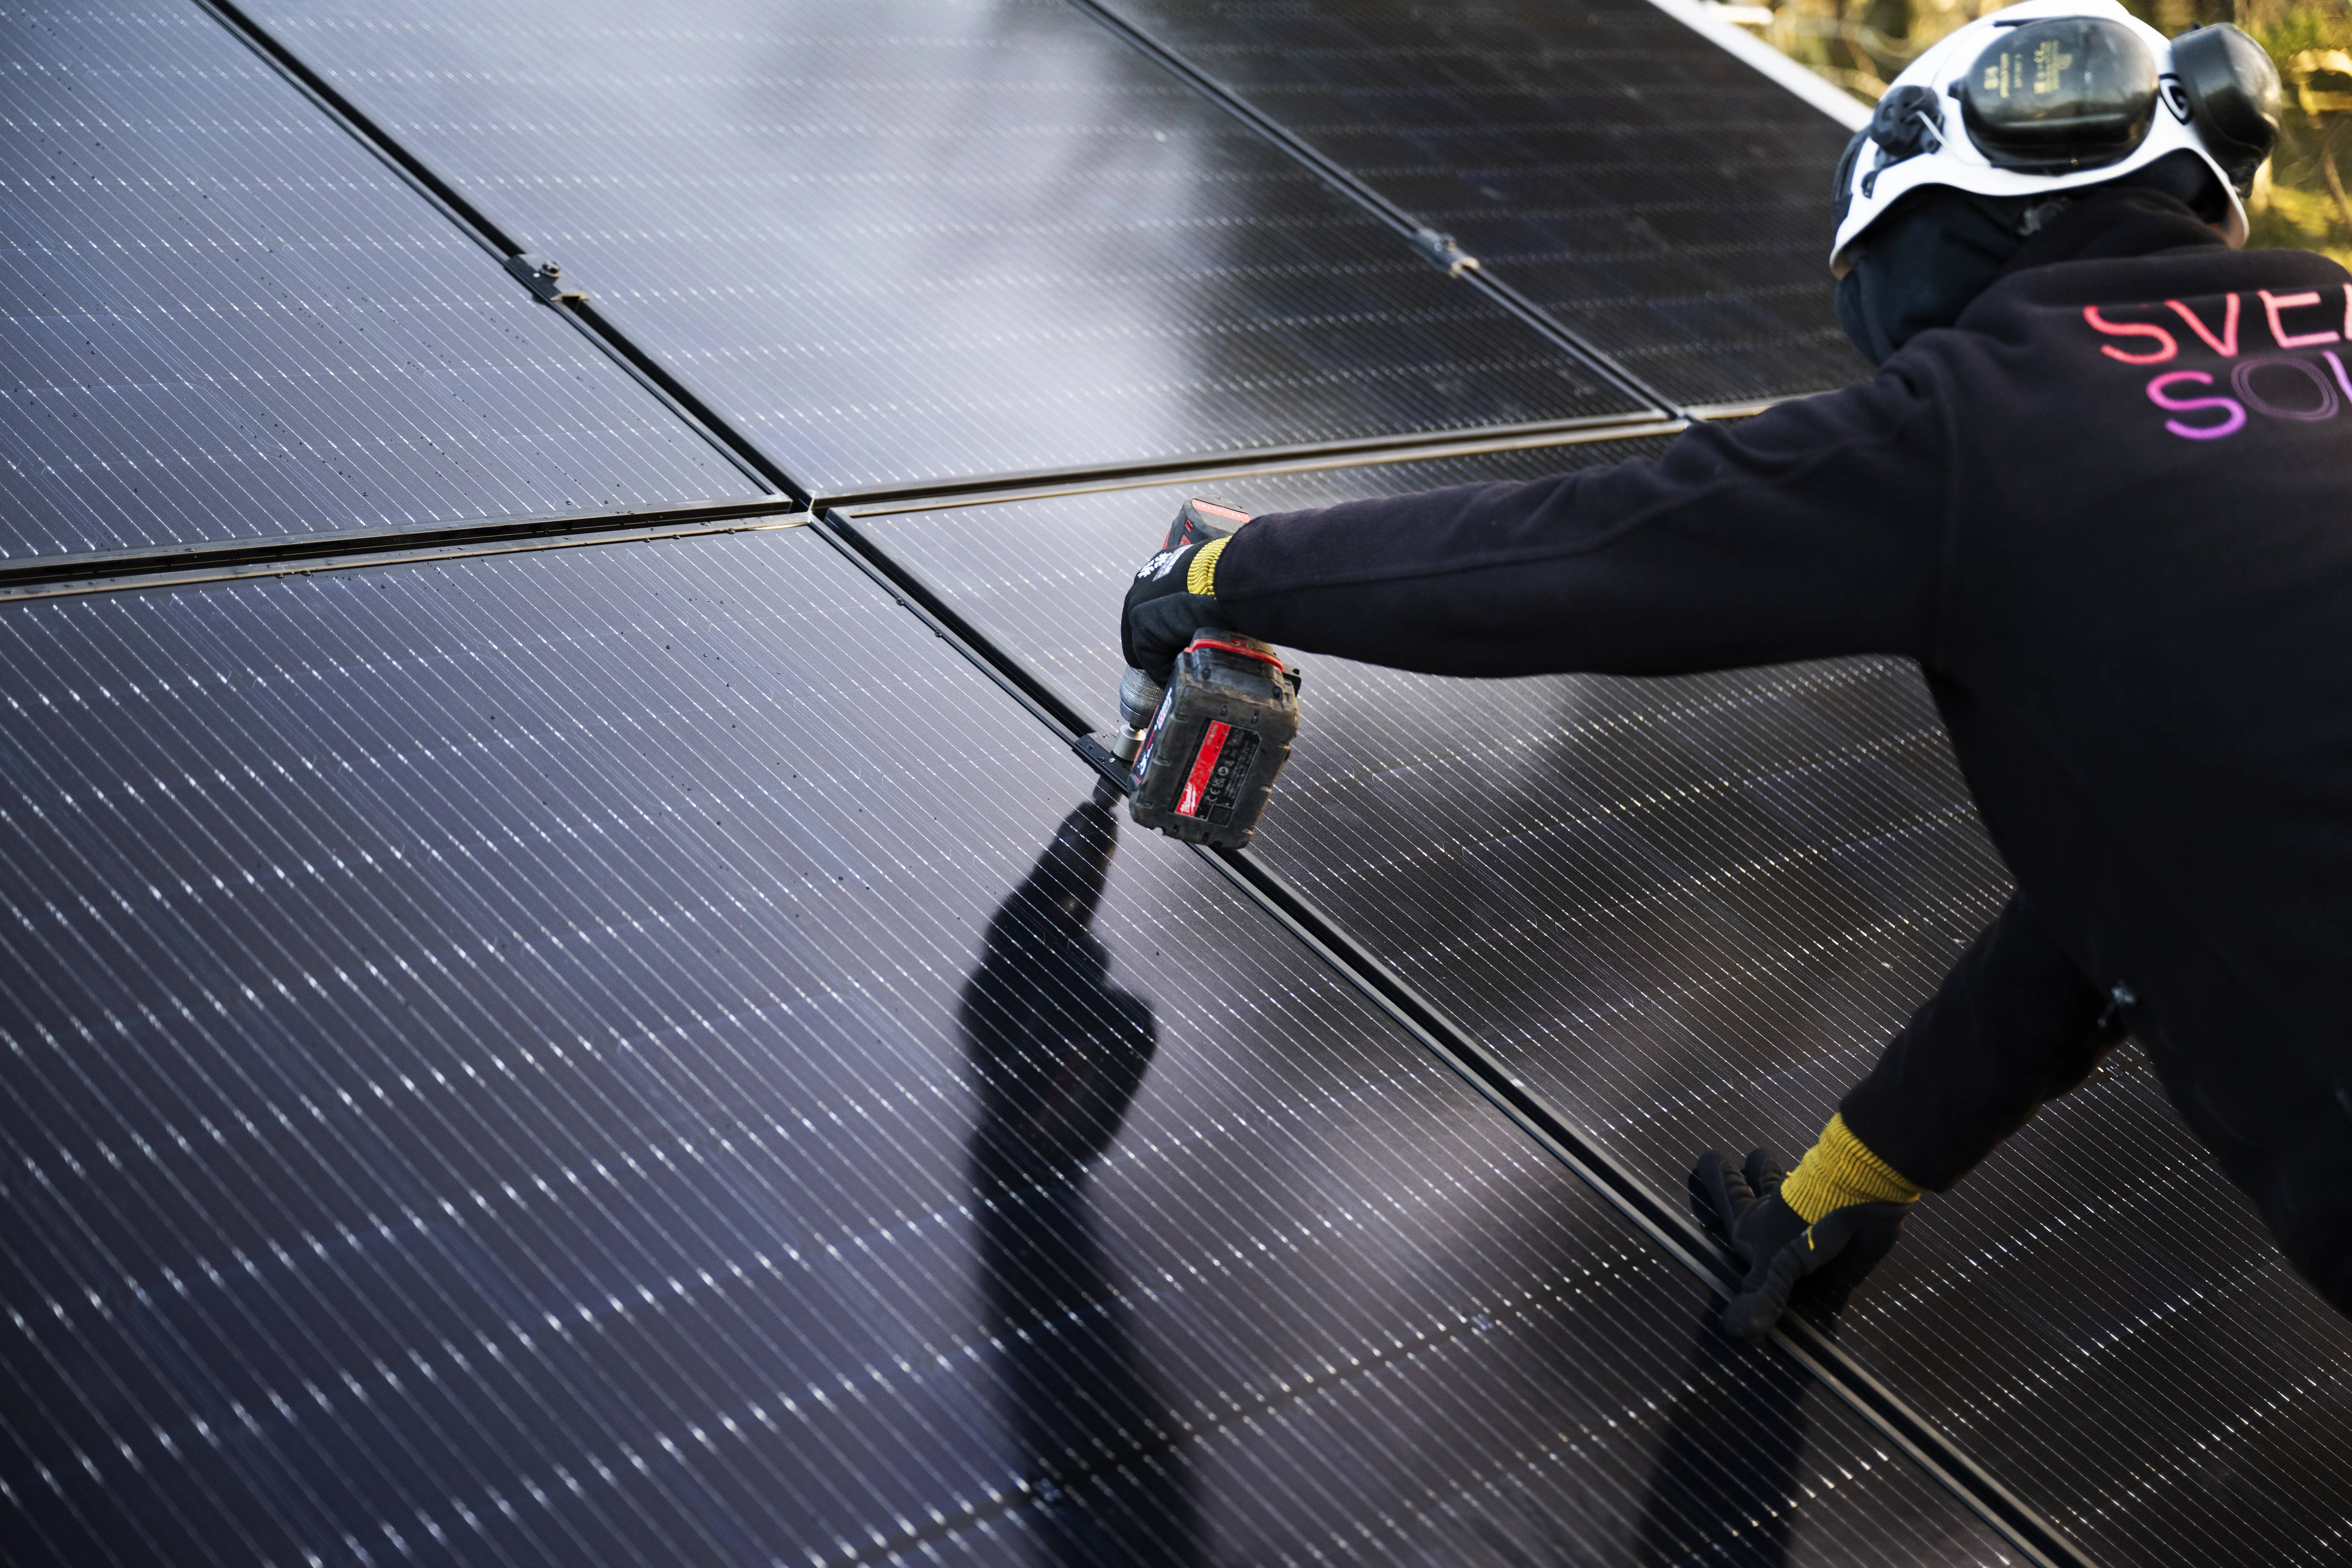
[1175,721,1261,824]
[2084,285,2352,440]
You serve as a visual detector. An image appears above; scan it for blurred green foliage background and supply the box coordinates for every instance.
[1741,0,2352,263]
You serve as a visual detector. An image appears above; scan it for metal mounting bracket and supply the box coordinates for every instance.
[1413,227,1481,277]
[504,251,588,303]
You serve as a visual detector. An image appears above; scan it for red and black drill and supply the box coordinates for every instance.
[1094,497,1301,850]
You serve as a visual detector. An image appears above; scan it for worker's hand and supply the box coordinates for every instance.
[1690,1148,1910,1342]
[1121,540,1224,685]
[1121,498,1246,683]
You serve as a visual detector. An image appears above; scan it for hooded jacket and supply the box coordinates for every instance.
[1211,189,2352,1313]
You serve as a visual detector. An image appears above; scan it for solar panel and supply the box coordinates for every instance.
[857,444,2352,1566]
[0,0,759,564]
[1094,0,1874,407]
[0,526,2011,1566]
[235,0,1652,500]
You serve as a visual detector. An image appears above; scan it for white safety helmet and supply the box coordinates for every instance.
[1829,0,2283,275]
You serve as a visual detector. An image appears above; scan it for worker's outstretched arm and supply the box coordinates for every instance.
[1203,369,1951,679]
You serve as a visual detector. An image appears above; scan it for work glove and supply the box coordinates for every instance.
[1119,500,1241,685]
[1689,1147,1910,1343]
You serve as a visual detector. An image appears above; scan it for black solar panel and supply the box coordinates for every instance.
[0,527,2012,1566]
[1095,0,1874,407]
[0,1,757,562]
[858,444,2352,1567]
[236,0,1651,499]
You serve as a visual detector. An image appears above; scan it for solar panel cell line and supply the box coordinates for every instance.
[234,0,1651,501]
[0,0,761,564]
[1094,0,1875,407]
[855,444,2352,1567]
[0,528,2012,1565]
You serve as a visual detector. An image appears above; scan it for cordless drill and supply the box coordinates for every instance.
[1100,497,1301,850]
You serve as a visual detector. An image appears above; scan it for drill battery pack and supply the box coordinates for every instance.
[1127,631,1301,850]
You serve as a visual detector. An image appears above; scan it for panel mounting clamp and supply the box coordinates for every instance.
[1413,227,1480,278]
[505,252,588,303]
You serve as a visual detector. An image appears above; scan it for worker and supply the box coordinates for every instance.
[1117,0,2352,1342]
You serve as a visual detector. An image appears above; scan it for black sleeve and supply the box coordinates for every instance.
[1212,366,1953,678]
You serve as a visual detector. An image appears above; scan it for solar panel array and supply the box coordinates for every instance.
[4,0,2348,1565]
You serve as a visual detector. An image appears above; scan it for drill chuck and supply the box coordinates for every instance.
[1110,666,1164,764]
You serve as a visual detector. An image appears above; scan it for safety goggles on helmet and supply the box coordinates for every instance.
[1829,0,2282,273]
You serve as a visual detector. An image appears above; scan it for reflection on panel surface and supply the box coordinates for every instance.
[863,441,2352,1567]
[241,0,1647,497]
[0,0,754,560]
[1099,0,1872,406]
[0,529,2008,1565]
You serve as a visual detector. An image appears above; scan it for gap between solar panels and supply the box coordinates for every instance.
[0,427,1700,603]
[799,418,1701,517]
[0,498,810,603]
[815,501,2096,1568]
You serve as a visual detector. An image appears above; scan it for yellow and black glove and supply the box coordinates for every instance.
[1119,499,1241,685]
[1691,1114,1918,1341]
